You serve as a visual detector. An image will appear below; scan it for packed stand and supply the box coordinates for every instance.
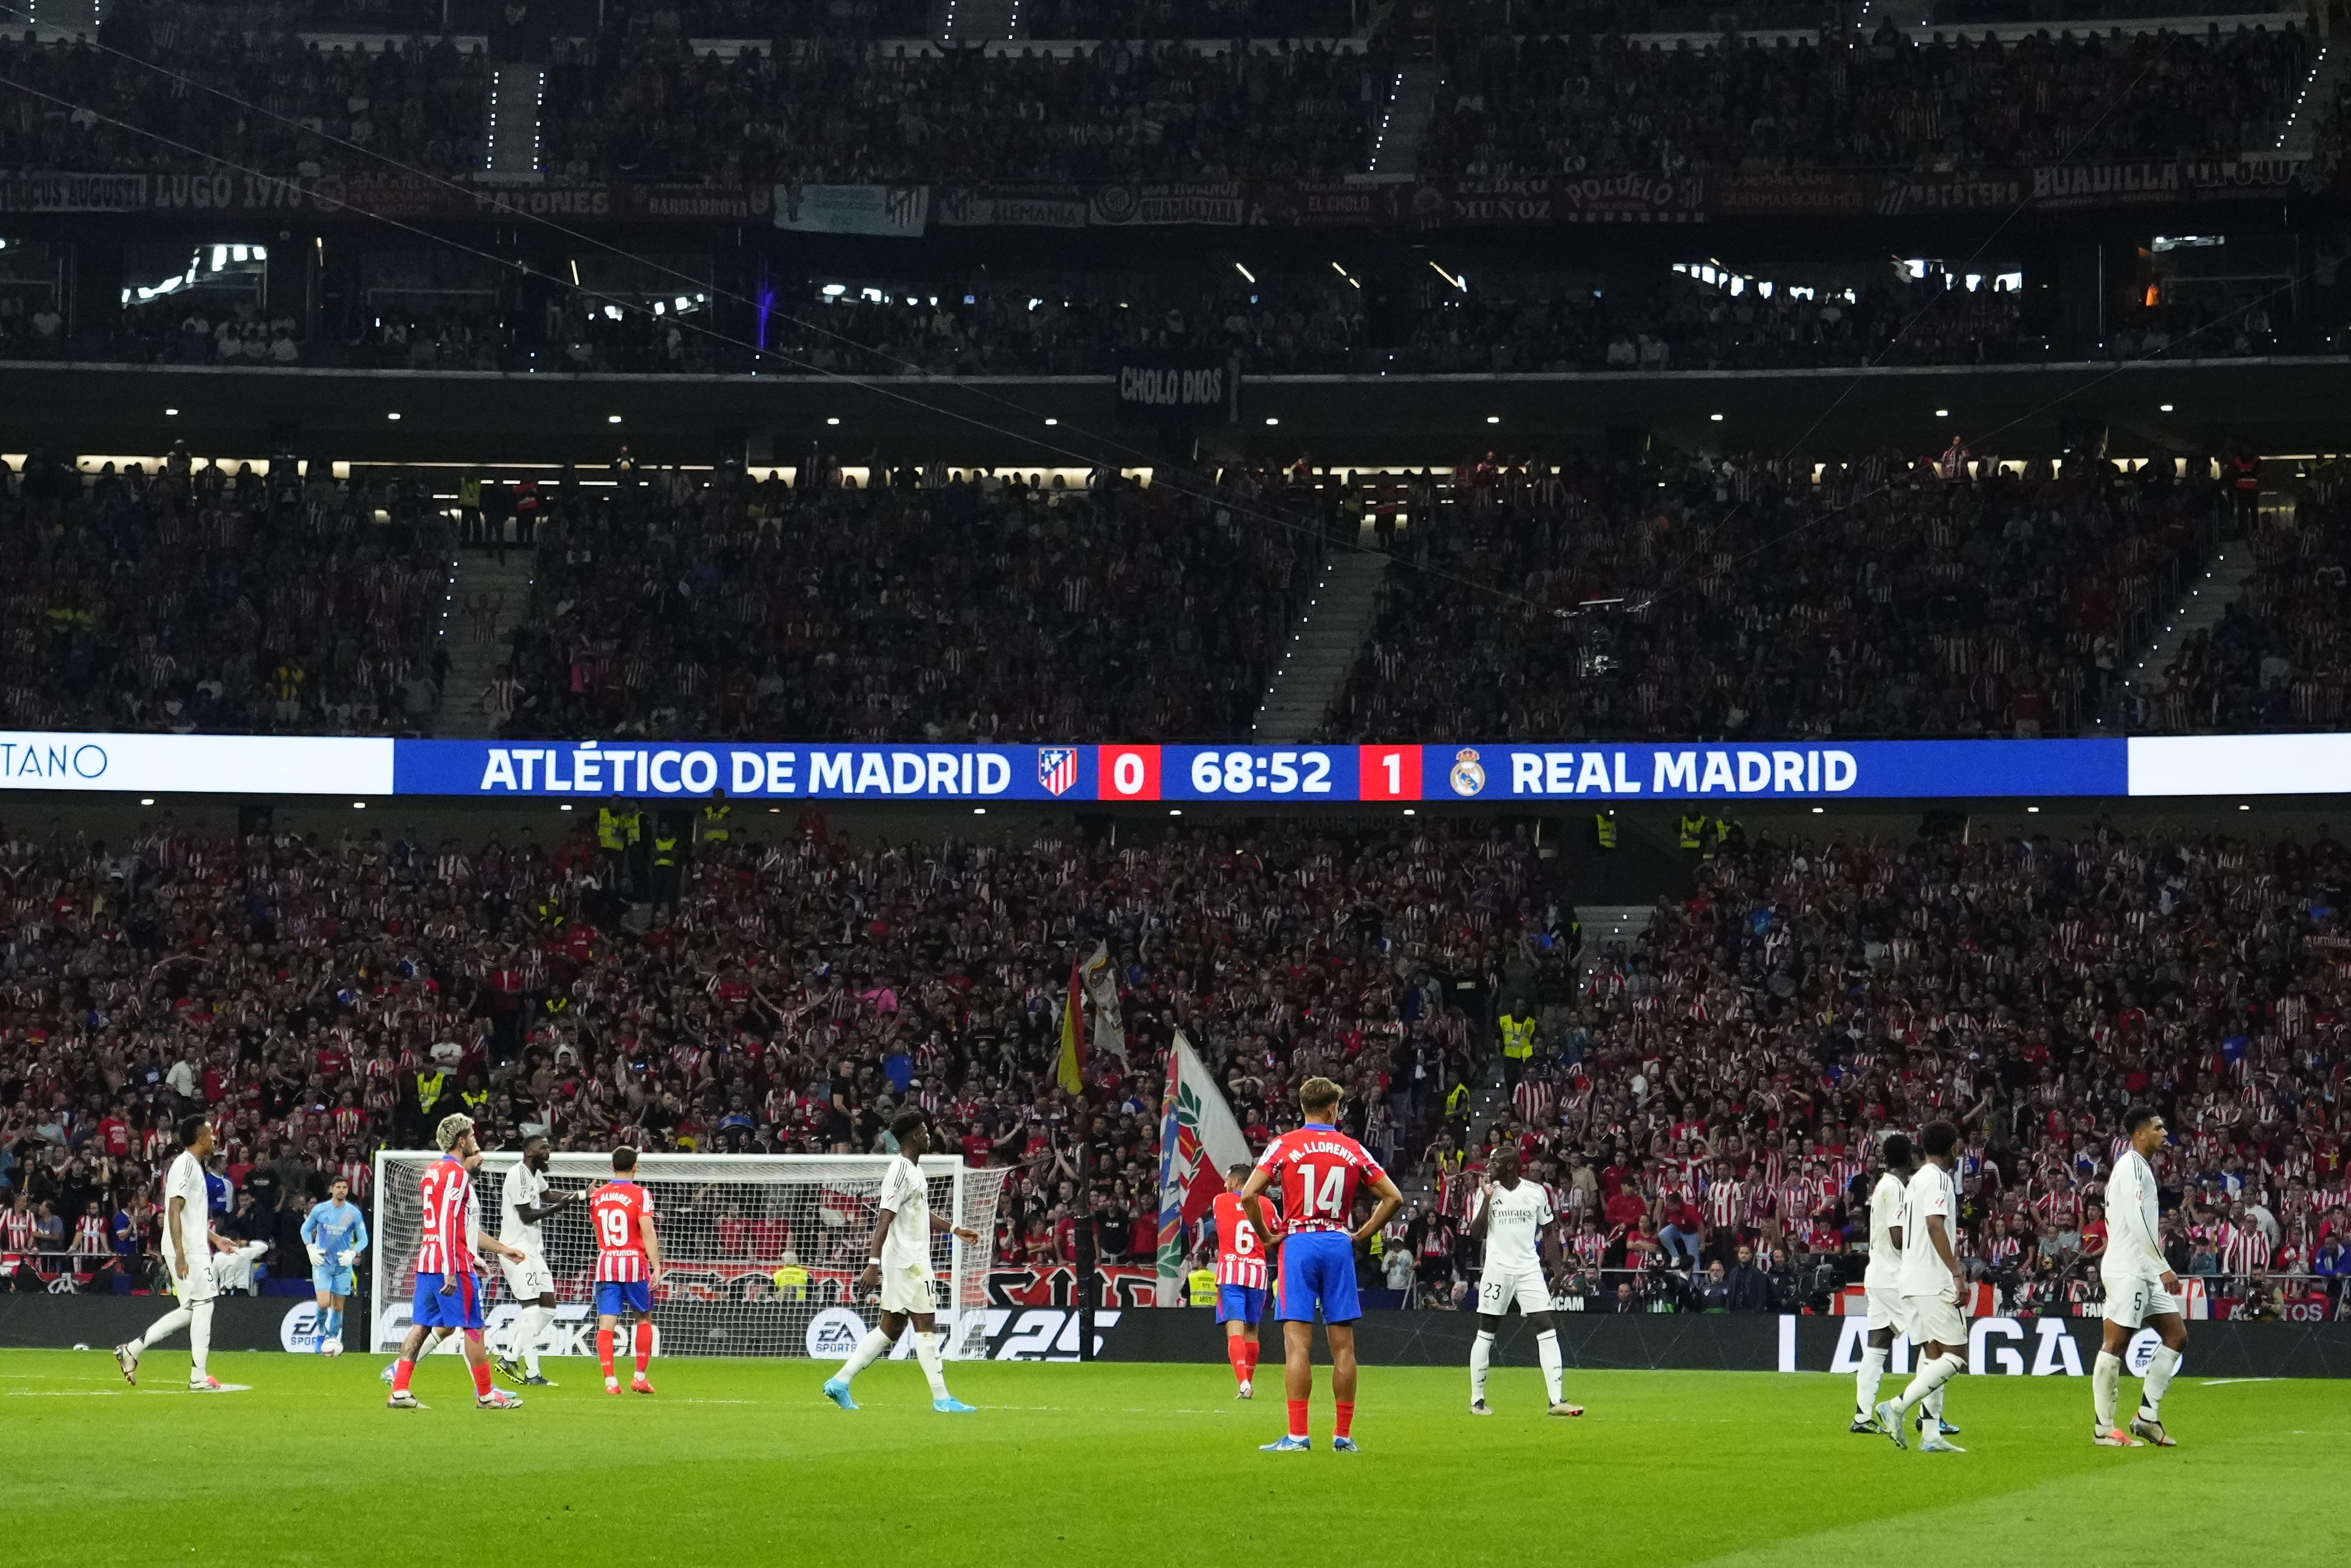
[493,460,1321,743]
[2134,457,2351,733]
[543,37,1380,183]
[1324,448,2221,743]
[1421,24,2307,180]
[0,449,451,736]
[1401,824,2351,1321]
[0,814,1538,1295]
[0,25,489,177]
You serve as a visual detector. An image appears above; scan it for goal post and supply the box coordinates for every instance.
[368,1151,1008,1360]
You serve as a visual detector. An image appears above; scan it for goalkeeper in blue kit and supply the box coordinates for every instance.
[301,1176,370,1355]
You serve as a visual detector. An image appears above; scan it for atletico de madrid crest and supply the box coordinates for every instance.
[1038,748,1078,797]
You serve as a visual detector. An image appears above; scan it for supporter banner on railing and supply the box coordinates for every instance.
[2,733,2346,800]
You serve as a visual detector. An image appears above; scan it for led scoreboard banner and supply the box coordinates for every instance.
[3,732,2348,800]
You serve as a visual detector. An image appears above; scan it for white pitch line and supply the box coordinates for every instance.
[2199,1378,2281,1386]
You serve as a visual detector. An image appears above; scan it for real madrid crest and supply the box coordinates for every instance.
[1449,748,1485,797]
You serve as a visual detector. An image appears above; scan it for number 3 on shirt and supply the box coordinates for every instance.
[597,1206,632,1247]
[1299,1163,1346,1219]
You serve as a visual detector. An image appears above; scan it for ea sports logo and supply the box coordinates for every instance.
[2124,1327,2163,1376]
[280,1302,323,1353]
[806,1306,869,1360]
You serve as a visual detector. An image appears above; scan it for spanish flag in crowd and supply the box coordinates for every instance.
[1056,952,1086,1095]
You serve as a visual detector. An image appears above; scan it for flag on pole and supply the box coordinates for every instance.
[1056,953,1085,1095]
[1154,1029,1253,1305]
[1079,940,1128,1066]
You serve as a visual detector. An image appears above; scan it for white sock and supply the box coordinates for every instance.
[189,1300,213,1381]
[133,1305,191,1354]
[518,1305,557,1377]
[1470,1330,1494,1403]
[2092,1350,2122,1428]
[1895,1352,1963,1413]
[2141,1344,2181,1417]
[1535,1329,1564,1406]
[1924,1384,1946,1421]
[1857,1346,1888,1418]
[838,1326,892,1384]
[911,1331,951,1402]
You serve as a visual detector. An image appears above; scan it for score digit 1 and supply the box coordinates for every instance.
[1358,745,1420,802]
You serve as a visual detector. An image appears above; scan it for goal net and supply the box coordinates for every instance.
[367,1152,1007,1360]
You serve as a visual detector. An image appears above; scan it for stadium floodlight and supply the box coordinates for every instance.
[387,412,402,421]
[165,408,178,416]
[826,417,841,425]
[1487,416,1500,424]
[372,1152,1009,1361]
[1265,417,1279,426]
[2161,404,2175,412]
[608,415,622,424]
[1710,413,1724,422]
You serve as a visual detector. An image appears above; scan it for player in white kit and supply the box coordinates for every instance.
[1852,1133,1916,1433]
[115,1115,240,1391]
[1874,1120,1968,1453]
[495,1135,584,1388]
[2092,1106,2187,1447]
[1467,1147,1580,1418]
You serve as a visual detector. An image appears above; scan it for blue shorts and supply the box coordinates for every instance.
[313,1266,355,1298]
[596,1280,654,1317]
[1215,1283,1266,1325]
[411,1272,483,1331]
[1276,1231,1362,1324]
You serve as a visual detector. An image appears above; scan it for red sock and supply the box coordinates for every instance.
[1335,1401,1355,1439]
[471,1359,494,1398]
[391,1358,414,1394]
[597,1328,616,1381]
[633,1322,654,1374]
[1227,1339,1248,1384]
[1286,1398,1310,1439]
[1245,1342,1262,1376]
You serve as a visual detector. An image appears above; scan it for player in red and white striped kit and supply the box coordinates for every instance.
[387,1115,529,1410]
[590,1146,665,1395]
[1211,1164,1277,1399]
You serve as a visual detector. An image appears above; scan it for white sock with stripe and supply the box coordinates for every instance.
[1535,1330,1564,1406]
[1857,1346,1888,1418]
[912,1331,952,1402]
[2141,1344,2181,1417]
[1470,1331,1494,1403]
[838,1327,891,1384]
[2092,1351,2122,1428]
[518,1305,556,1377]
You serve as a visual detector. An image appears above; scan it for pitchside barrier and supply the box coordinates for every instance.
[6,1298,2349,1376]
[5,731,2350,801]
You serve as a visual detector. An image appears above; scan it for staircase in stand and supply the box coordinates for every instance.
[1251,541,1389,741]
[433,548,538,737]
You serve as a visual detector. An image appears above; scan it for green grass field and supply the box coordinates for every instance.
[1,1350,2340,1565]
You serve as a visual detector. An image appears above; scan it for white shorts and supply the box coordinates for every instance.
[1899,1292,1965,1348]
[173,1257,219,1306]
[1475,1263,1554,1317]
[1864,1284,1904,1332]
[879,1266,937,1316]
[502,1250,554,1302]
[2102,1271,2179,1329]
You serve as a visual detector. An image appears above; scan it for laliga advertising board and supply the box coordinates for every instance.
[5,731,2351,800]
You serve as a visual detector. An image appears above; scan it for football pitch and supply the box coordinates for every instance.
[2,1350,2342,1565]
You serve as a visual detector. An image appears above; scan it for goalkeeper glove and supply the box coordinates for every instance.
[336,1249,356,1267]
[305,1244,326,1268]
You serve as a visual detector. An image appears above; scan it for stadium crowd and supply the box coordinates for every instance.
[0,447,450,738]
[495,459,1317,744]
[2135,457,2351,733]
[0,812,1537,1294]
[1401,820,2351,1322]
[1424,23,2311,180]
[0,805,2345,1324]
[1324,446,2225,742]
[0,15,2315,184]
